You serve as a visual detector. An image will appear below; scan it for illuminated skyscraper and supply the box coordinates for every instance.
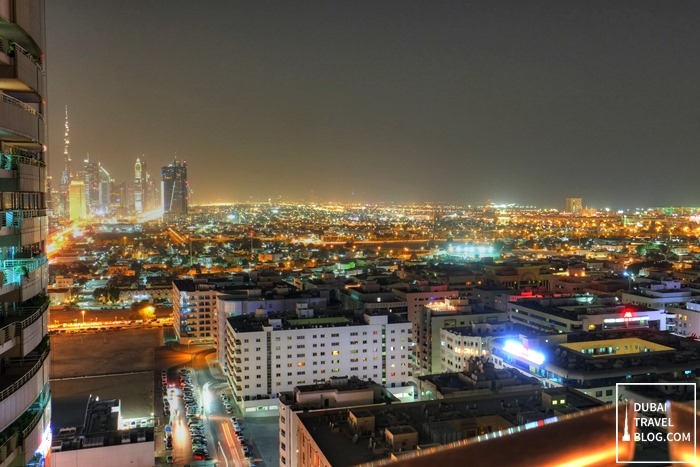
[98,163,111,215]
[59,106,71,220]
[161,159,188,222]
[0,2,52,465]
[68,180,87,220]
[134,157,143,215]
[565,197,583,214]
[82,154,99,215]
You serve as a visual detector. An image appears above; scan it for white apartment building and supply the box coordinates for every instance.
[173,277,330,366]
[225,305,413,415]
[668,301,700,338]
[172,279,217,345]
[440,321,517,373]
[418,299,507,375]
[390,286,458,374]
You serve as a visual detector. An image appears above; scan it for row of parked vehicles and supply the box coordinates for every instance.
[222,393,254,458]
[180,368,211,461]
[160,370,172,417]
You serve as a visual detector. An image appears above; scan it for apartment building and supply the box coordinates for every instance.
[417,299,507,375]
[172,279,217,345]
[172,276,329,367]
[440,321,518,373]
[224,305,413,415]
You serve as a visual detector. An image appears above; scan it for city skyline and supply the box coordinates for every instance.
[46,1,700,208]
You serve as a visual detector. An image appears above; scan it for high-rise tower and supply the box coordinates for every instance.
[68,180,87,220]
[161,159,188,222]
[134,157,143,215]
[59,106,71,220]
[98,163,111,215]
[82,154,99,215]
[0,2,52,466]
[565,197,583,214]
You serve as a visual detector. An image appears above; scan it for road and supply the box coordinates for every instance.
[156,345,255,467]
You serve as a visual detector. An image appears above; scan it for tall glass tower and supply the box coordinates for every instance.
[161,159,188,223]
[0,1,52,466]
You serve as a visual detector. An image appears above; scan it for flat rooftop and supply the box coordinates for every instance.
[444,322,552,338]
[560,337,674,356]
[287,316,350,326]
[297,387,602,467]
[228,309,408,333]
[512,298,658,321]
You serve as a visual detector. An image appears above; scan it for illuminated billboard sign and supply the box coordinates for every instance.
[503,340,545,365]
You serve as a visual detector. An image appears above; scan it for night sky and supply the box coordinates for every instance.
[45,1,700,208]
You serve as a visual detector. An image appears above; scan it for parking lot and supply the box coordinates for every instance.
[50,326,272,466]
[50,328,164,429]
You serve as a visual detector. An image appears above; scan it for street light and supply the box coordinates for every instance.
[623,272,633,291]
[81,309,86,326]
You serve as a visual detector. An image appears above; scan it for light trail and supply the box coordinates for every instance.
[217,441,230,467]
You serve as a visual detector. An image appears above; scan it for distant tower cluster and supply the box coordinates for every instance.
[161,159,189,222]
[565,197,583,214]
[51,117,164,220]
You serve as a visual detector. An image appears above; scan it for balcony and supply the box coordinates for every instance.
[0,385,50,466]
[0,294,48,354]
[0,93,43,147]
[0,0,44,59]
[0,152,45,192]
[0,255,48,302]
[0,210,47,248]
[0,337,49,400]
[0,339,49,432]
[0,45,44,100]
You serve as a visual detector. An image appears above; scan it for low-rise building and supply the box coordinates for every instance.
[491,331,700,403]
[439,323,562,373]
[51,395,154,467]
[291,385,602,466]
[621,280,699,310]
[278,377,398,466]
[418,359,541,400]
[508,296,670,333]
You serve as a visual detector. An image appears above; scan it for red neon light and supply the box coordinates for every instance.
[623,311,633,319]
